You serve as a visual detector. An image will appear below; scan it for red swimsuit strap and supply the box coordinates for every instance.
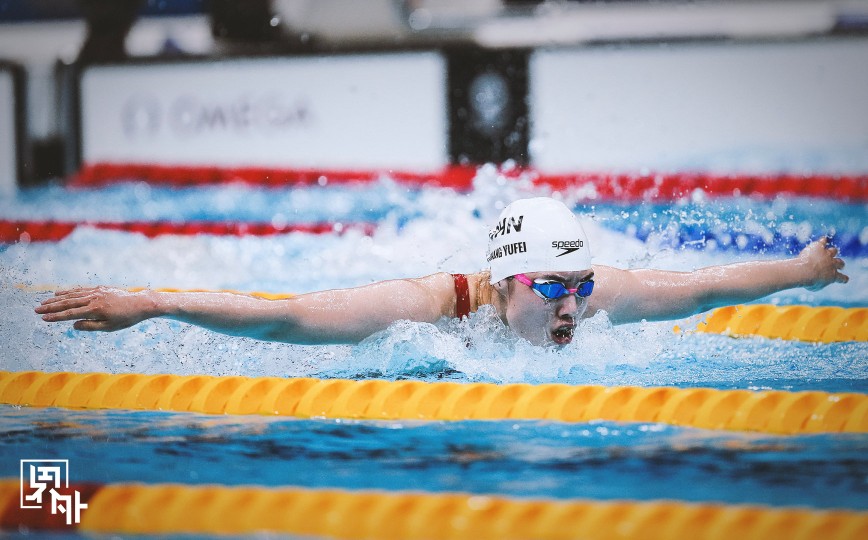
[451,273,471,320]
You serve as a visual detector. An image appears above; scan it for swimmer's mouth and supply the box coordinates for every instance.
[551,325,575,345]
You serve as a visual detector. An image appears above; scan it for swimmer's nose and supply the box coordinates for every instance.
[555,293,581,317]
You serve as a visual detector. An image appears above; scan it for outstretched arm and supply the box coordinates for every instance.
[588,238,848,324]
[36,273,457,344]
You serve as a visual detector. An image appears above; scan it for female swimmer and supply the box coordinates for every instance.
[36,197,848,346]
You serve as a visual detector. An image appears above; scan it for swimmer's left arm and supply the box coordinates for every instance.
[35,272,458,345]
[589,238,848,324]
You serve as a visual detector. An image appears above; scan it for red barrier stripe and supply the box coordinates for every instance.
[0,220,376,243]
[0,221,77,242]
[69,162,868,201]
[71,163,478,190]
[0,482,102,531]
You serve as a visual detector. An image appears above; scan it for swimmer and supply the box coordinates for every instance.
[35,197,848,346]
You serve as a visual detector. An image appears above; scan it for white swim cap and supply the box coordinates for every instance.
[487,197,592,284]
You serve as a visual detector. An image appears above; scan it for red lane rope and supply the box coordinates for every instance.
[0,220,377,243]
[70,162,868,201]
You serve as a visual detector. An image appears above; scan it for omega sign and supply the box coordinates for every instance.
[121,93,312,139]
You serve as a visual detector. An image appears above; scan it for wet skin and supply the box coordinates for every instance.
[496,270,594,347]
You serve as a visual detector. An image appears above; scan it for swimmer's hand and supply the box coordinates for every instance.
[798,237,849,291]
[35,287,156,331]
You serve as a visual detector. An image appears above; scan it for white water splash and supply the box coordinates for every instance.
[1,174,865,388]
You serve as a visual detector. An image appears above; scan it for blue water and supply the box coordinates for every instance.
[2,406,867,510]
[1,169,867,524]
[1,175,865,390]
[589,198,868,257]
[2,180,867,258]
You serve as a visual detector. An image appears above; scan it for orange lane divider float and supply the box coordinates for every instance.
[0,219,376,243]
[1,479,865,539]
[693,304,868,343]
[1,371,866,435]
[71,162,868,202]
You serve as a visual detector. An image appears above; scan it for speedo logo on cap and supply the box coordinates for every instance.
[552,239,584,257]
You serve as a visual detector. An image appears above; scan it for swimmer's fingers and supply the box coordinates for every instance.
[828,248,847,283]
[813,261,849,289]
[798,237,850,288]
[805,237,839,254]
[40,286,132,312]
[73,319,113,332]
[38,290,115,320]
[41,289,98,306]
[39,287,152,331]
[36,295,90,313]
[38,305,98,322]
[37,295,92,311]
[40,304,134,332]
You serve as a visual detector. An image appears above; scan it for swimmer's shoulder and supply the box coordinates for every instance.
[467,271,493,313]
[407,271,492,318]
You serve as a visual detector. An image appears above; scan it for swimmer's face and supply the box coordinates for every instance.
[496,270,592,346]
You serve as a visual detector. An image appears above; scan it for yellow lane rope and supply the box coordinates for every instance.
[1,371,865,434]
[694,304,867,342]
[1,480,865,539]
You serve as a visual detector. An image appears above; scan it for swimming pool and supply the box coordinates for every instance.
[1,170,866,537]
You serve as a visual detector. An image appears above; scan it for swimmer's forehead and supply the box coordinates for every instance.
[525,270,594,283]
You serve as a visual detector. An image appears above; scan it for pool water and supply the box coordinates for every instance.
[3,407,867,510]
[1,168,867,530]
[1,172,865,386]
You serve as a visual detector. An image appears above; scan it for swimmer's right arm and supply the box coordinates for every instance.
[35,273,458,345]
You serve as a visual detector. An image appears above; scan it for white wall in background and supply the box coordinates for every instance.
[530,39,868,173]
[0,69,16,194]
[81,52,447,171]
[0,21,86,139]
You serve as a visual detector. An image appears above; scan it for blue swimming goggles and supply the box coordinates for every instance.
[514,273,594,300]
